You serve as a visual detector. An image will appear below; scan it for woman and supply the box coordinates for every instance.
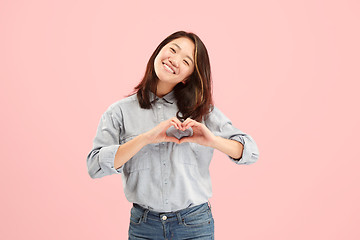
[87,30,260,239]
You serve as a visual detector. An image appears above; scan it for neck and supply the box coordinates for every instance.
[155,81,176,98]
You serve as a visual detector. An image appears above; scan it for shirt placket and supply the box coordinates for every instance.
[156,100,170,209]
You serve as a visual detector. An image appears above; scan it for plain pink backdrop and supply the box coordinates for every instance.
[1,0,359,239]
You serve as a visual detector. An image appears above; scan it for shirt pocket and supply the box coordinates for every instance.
[185,143,213,167]
[122,135,151,173]
[177,142,202,166]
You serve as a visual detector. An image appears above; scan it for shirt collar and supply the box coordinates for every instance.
[149,90,175,104]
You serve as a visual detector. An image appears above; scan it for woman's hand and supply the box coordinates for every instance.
[179,118,216,147]
[143,117,183,144]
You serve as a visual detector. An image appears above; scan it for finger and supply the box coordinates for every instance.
[177,118,188,131]
[163,120,176,132]
[182,118,193,128]
[182,118,191,125]
[170,119,182,130]
[170,117,183,130]
[167,118,179,129]
[184,121,198,129]
[170,120,179,130]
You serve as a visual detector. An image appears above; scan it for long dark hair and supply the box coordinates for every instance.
[128,31,213,122]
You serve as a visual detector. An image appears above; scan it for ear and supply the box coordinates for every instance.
[182,80,186,84]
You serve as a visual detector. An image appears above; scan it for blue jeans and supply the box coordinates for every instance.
[128,202,214,240]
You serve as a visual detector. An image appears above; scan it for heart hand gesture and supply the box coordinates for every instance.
[144,117,216,147]
[176,118,216,147]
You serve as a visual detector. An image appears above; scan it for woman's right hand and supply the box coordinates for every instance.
[143,117,183,144]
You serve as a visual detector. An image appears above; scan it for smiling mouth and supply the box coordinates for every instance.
[163,62,175,74]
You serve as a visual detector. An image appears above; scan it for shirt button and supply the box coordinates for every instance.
[162,215,167,221]
[158,105,162,109]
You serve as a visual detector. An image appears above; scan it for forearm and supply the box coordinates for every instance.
[211,136,244,160]
[114,133,150,169]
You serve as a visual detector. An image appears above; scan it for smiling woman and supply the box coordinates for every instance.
[153,37,195,97]
[86,30,260,239]
[133,31,213,123]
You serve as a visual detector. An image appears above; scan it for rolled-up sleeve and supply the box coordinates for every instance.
[86,105,124,178]
[205,106,260,165]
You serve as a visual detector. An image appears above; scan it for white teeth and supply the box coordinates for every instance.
[163,63,175,74]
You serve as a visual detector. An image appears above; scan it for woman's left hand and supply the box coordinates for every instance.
[178,118,216,147]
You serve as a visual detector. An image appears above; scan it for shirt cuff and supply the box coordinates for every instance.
[228,136,259,165]
[99,145,124,174]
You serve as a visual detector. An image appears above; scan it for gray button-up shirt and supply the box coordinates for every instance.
[87,90,260,212]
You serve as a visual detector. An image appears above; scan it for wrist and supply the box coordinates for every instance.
[209,135,221,149]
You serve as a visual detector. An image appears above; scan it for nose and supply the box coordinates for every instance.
[169,58,178,68]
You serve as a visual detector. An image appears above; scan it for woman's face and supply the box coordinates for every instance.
[154,37,195,89]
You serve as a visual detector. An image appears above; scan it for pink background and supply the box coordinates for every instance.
[1,0,359,239]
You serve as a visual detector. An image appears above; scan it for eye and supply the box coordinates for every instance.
[184,60,189,65]
[170,47,176,53]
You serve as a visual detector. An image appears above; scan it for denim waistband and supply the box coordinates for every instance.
[132,201,212,223]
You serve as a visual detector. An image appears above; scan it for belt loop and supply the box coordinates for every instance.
[207,201,212,210]
[176,211,182,224]
[142,209,149,223]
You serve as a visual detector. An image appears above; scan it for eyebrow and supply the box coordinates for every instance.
[171,43,194,65]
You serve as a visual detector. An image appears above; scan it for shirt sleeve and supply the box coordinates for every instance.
[204,106,260,165]
[86,104,124,178]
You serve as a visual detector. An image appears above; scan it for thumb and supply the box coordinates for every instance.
[164,135,180,144]
[179,136,192,144]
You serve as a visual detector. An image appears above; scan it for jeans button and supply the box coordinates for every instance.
[162,215,167,220]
